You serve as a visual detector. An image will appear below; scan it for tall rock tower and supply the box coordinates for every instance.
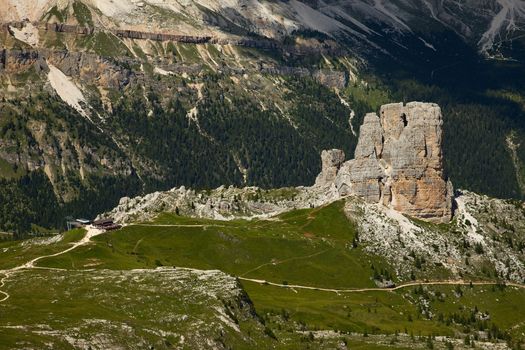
[327,102,453,223]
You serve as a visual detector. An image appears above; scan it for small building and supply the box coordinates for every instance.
[76,219,91,225]
[93,218,122,231]
[93,218,113,227]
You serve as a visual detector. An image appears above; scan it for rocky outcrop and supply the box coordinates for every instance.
[115,29,212,44]
[105,184,339,224]
[315,149,345,186]
[324,102,453,223]
[45,22,95,35]
[0,48,135,90]
[346,190,525,283]
[335,112,385,203]
[0,48,42,73]
[312,69,349,90]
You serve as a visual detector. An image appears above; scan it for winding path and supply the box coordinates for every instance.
[0,226,104,303]
[238,277,525,294]
[130,224,225,228]
[1,225,525,303]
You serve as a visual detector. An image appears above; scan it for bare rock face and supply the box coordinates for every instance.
[315,149,345,186]
[332,102,453,223]
[335,113,385,203]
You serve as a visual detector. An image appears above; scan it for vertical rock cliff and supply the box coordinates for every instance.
[329,102,454,223]
[315,149,346,187]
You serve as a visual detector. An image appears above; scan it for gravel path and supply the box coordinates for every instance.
[0,226,103,303]
[238,277,525,294]
[1,224,524,303]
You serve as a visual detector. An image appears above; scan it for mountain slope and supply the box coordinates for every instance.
[3,0,524,56]
[4,193,521,349]
[0,0,525,233]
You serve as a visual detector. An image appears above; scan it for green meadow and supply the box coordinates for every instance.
[0,229,85,269]
[1,201,524,348]
[38,202,391,289]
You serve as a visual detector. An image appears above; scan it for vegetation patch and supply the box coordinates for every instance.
[73,1,94,27]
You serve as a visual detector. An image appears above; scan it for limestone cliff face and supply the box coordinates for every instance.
[330,102,453,223]
[315,149,345,187]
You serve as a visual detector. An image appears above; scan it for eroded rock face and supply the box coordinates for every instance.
[315,149,345,186]
[331,102,453,223]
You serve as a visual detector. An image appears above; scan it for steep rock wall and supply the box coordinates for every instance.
[328,102,454,222]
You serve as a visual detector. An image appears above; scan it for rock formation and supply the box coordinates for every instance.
[324,102,454,223]
[315,149,346,186]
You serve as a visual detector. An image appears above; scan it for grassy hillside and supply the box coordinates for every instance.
[0,228,85,269]
[38,202,386,289]
[0,269,273,349]
[11,200,519,348]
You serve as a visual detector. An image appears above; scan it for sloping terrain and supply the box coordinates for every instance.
[1,2,525,349]
[0,268,270,349]
[99,188,525,288]
[1,194,524,348]
[0,0,524,234]
[3,0,525,56]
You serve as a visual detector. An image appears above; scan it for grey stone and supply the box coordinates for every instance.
[315,149,345,187]
[328,102,454,222]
